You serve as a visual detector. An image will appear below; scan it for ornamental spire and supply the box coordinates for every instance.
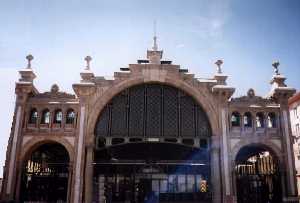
[272,60,280,75]
[26,54,34,69]
[146,21,163,64]
[215,59,223,74]
[84,56,92,70]
[152,20,158,51]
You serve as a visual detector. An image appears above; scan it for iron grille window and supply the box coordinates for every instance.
[95,84,211,138]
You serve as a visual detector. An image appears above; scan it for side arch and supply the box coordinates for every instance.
[231,140,283,167]
[20,137,74,163]
[232,142,283,203]
[18,139,73,203]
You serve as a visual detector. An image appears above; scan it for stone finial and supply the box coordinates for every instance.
[272,61,280,75]
[26,54,34,69]
[152,20,158,51]
[51,84,59,93]
[247,88,255,98]
[215,59,223,74]
[85,56,92,70]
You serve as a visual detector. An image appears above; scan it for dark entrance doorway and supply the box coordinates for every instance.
[235,145,282,203]
[20,143,70,203]
[93,142,211,203]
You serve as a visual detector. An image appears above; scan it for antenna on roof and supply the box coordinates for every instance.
[152,20,158,51]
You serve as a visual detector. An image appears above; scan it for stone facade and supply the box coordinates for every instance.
[0,42,298,203]
[289,92,300,196]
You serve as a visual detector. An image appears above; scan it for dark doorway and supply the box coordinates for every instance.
[235,145,282,203]
[20,143,70,203]
[93,142,211,203]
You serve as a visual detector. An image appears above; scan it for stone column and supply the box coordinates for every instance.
[281,108,297,196]
[2,61,36,201]
[211,136,222,203]
[72,63,95,203]
[72,104,87,203]
[85,142,94,203]
[268,68,297,202]
[212,60,235,203]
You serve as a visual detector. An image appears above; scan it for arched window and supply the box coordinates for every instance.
[243,112,252,127]
[66,109,75,124]
[256,112,265,128]
[267,112,276,128]
[231,112,241,127]
[54,109,63,124]
[28,108,38,124]
[41,109,50,124]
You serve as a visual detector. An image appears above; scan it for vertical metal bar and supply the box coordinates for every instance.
[144,85,147,137]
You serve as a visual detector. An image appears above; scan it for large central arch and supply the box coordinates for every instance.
[93,83,213,203]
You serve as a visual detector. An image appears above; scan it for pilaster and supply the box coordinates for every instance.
[1,55,37,201]
[268,62,297,201]
[211,60,235,203]
[71,56,96,203]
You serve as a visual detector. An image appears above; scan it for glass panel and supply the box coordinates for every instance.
[160,179,168,193]
[178,175,186,192]
[187,175,195,192]
[152,180,159,192]
[29,110,38,124]
[55,111,62,123]
[146,85,162,137]
[66,110,75,124]
[129,86,144,137]
[163,86,178,137]
[111,94,127,136]
[42,111,50,124]
[180,94,195,137]
[168,175,177,193]
[196,175,202,192]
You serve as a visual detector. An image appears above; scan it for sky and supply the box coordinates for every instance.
[0,0,299,177]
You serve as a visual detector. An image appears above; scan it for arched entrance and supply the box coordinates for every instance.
[235,145,282,203]
[93,84,212,203]
[20,143,70,203]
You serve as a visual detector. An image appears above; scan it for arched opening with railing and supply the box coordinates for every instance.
[234,144,282,203]
[20,142,70,203]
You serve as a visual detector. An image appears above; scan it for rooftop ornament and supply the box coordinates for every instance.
[152,20,158,51]
[84,56,92,70]
[215,59,223,74]
[26,54,34,69]
[272,61,280,75]
[51,84,59,93]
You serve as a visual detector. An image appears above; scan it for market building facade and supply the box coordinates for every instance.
[0,39,298,203]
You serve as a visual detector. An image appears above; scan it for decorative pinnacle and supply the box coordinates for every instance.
[152,20,158,51]
[84,56,92,70]
[215,59,223,74]
[272,61,280,75]
[26,54,34,69]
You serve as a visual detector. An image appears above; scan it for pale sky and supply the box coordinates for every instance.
[0,0,299,177]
